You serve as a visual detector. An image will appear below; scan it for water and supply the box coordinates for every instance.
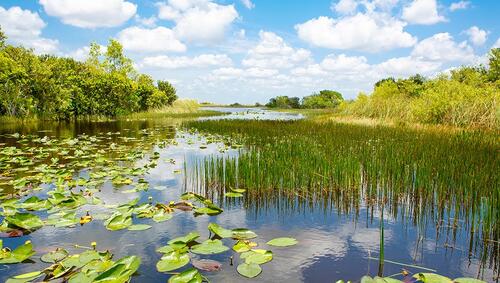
[200,107,304,121]
[0,109,496,282]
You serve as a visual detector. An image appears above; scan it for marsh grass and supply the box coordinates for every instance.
[184,119,499,274]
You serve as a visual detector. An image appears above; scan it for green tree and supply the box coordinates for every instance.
[302,90,343,109]
[0,26,6,49]
[157,80,177,106]
[488,48,500,82]
[103,39,134,76]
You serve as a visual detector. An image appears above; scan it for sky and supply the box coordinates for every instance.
[0,0,499,104]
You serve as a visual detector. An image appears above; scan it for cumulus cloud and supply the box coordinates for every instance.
[402,0,446,25]
[331,0,358,15]
[464,26,488,46]
[242,31,312,69]
[0,6,58,54]
[295,13,416,52]
[411,33,476,63]
[375,56,442,77]
[117,26,186,53]
[141,54,232,69]
[241,0,255,9]
[135,15,158,27]
[156,0,238,43]
[39,0,137,28]
[449,1,470,11]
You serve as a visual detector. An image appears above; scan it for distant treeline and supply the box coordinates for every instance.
[0,26,177,119]
[341,48,499,129]
[266,90,344,109]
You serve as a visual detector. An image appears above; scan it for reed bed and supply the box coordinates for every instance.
[183,119,500,274]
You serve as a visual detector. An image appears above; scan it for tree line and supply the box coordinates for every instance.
[0,26,177,119]
[266,90,344,109]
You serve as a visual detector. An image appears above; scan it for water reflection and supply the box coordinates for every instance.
[0,113,497,282]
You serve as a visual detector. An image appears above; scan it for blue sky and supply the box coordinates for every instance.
[0,0,498,104]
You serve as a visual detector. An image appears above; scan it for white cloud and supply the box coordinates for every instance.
[241,0,255,9]
[295,13,416,52]
[0,6,58,54]
[493,38,500,49]
[331,0,358,15]
[375,56,442,77]
[39,0,137,28]
[242,31,312,69]
[450,1,470,11]
[411,33,476,63]
[464,26,488,46]
[141,54,232,69]
[156,0,238,43]
[402,0,446,25]
[135,15,157,27]
[117,26,186,53]
[320,54,370,73]
[210,67,279,80]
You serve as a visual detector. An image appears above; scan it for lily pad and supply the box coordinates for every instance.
[224,192,243,198]
[191,239,229,255]
[413,273,452,283]
[237,262,262,278]
[232,240,251,253]
[208,223,233,238]
[168,232,200,245]
[127,224,152,231]
[168,268,203,283]
[156,251,190,272]
[0,240,36,264]
[5,213,44,230]
[266,237,298,247]
[41,248,69,263]
[232,228,257,240]
[241,249,273,264]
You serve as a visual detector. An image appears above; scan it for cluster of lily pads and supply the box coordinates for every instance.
[155,222,297,280]
[1,240,140,282]
[336,274,486,283]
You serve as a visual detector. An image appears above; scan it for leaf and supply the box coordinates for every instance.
[93,255,141,283]
[208,223,233,238]
[237,262,262,278]
[191,259,222,272]
[168,268,203,283]
[230,188,246,193]
[266,237,298,247]
[168,232,200,245]
[191,239,229,255]
[0,240,35,264]
[127,224,152,231]
[224,192,243,198]
[413,273,452,283]
[454,279,487,283]
[156,251,190,272]
[241,249,273,265]
[231,228,257,240]
[152,210,172,222]
[232,240,251,253]
[5,213,44,230]
[41,248,69,263]
[104,212,132,231]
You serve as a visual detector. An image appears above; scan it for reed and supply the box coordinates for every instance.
[183,119,500,274]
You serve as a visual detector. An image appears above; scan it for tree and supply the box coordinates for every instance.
[86,42,102,71]
[488,48,500,82]
[0,26,6,49]
[302,90,343,109]
[157,80,177,105]
[104,39,134,76]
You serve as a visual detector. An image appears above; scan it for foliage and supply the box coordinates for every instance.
[266,96,301,109]
[0,28,177,119]
[302,90,344,109]
[340,48,500,129]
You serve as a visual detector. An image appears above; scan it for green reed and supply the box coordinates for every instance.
[184,119,499,274]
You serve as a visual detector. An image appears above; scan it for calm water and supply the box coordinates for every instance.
[0,109,496,282]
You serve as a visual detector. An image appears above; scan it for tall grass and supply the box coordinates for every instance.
[184,119,499,273]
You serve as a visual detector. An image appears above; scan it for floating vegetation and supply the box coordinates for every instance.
[0,240,35,264]
[5,243,141,282]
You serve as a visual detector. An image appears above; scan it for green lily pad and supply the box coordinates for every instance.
[93,255,141,283]
[454,278,487,283]
[168,232,200,245]
[413,273,452,283]
[104,212,132,231]
[127,224,152,231]
[232,228,257,240]
[266,237,298,247]
[191,239,229,255]
[5,213,44,230]
[237,262,262,278]
[168,268,202,283]
[208,223,233,238]
[224,192,243,198]
[152,210,173,222]
[232,240,251,253]
[156,251,190,272]
[241,249,273,264]
[0,240,36,264]
[41,248,69,263]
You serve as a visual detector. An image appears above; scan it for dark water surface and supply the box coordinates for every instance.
[0,109,497,282]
